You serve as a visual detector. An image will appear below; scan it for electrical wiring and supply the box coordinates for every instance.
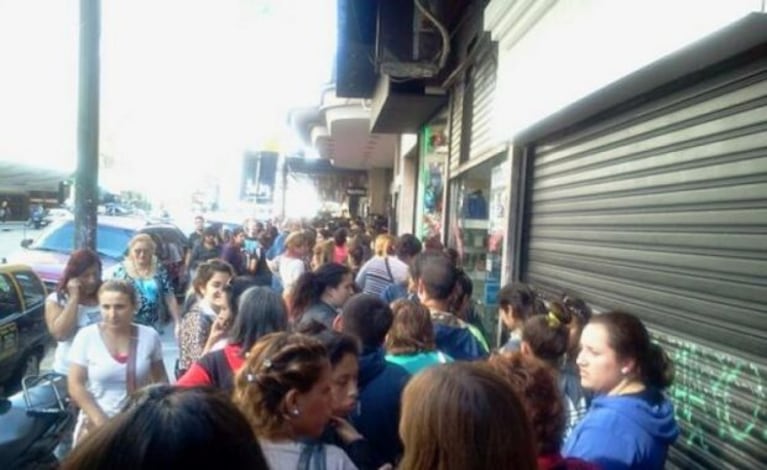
[413,0,451,70]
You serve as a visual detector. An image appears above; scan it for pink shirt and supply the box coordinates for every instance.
[333,245,348,264]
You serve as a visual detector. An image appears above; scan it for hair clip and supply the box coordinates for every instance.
[246,373,256,383]
[546,312,561,328]
[263,359,273,370]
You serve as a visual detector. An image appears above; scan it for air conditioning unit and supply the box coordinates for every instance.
[375,0,446,78]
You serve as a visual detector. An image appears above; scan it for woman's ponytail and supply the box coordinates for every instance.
[289,263,351,323]
[521,301,572,365]
[644,343,674,390]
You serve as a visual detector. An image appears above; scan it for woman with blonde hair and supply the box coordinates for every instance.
[354,234,407,296]
[112,233,181,335]
[271,231,310,298]
[311,239,335,271]
[232,332,357,469]
[398,362,537,470]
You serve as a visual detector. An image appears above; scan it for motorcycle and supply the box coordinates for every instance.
[0,373,74,469]
[26,209,48,230]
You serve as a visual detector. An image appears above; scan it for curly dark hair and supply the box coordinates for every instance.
[232,333,328,439]
[487,351,565,456]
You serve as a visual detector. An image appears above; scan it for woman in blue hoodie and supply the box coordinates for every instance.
[563,311,679,469]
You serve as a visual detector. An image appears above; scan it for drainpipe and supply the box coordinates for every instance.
[75,0,100,250]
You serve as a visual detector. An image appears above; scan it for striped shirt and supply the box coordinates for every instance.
[355,256,408,296]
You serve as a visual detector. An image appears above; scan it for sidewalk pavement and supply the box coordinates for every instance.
[0,221,27,232]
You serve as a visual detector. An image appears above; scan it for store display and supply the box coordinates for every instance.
[448,155,508,346]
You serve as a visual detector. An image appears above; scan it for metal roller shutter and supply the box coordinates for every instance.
[469,37,498,162]
[521,58,767,468]
[449,81,464,173]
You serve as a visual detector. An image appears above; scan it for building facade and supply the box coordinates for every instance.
[331,1,766,467]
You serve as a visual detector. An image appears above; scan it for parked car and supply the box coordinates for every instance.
[5,216,189,297]
[0,265,49,394]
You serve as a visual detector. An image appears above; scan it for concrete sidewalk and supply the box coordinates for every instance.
[0,221,28,232]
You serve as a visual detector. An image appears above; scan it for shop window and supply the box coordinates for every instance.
[448,154,507,344]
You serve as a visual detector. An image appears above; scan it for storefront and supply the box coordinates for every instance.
[483,3,766,467]
[446,151,509,342]
[443,31,507,343]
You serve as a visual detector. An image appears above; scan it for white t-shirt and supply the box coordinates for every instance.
[46,292,101,375]
[68,323,163,420]
[279,256,306,294]
[259,440,358,470]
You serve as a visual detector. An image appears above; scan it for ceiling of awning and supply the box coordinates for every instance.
[289,86,397,170]
[314,119,397,170]
[0,161,70,193]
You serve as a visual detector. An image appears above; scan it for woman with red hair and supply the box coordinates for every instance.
[488,352,597,470]
[44,249,103,375]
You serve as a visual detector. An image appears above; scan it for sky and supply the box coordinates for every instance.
[0,0,336,204]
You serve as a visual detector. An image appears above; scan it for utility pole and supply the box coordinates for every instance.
[75,0,100,250]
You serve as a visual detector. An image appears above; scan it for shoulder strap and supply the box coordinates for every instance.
[126,325,139,394]
[384,257,394,283]
[297,441,327,470]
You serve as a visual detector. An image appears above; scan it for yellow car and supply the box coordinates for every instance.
[0,264,49,394]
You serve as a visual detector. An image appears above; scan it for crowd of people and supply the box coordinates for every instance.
[45,214,680,469]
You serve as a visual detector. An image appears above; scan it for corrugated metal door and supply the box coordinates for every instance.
[521,58,767,468]
[469,37,498,162]
[449,81,464,174]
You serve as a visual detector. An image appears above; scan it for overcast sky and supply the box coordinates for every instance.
[0,0,336,203]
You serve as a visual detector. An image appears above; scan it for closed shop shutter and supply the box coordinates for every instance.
[521,58,767,468]
[469,38,498,162]
[449,81,464,174]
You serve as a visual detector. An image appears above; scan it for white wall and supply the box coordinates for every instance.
[367,167,391,216]
[486,0,764,142]
[394,134,418,234]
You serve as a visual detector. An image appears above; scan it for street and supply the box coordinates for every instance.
[0,222,32,261]
[0,222,180,381]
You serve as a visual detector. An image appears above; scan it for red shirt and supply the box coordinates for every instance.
[176,344,245,387]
